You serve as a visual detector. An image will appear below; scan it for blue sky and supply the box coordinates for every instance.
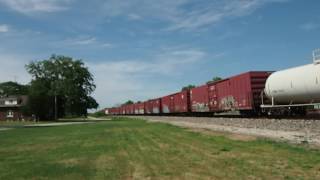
[0,0,319,108]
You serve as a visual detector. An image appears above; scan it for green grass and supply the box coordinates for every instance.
[0,117,319,179]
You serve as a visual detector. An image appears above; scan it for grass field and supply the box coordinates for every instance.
[0,117,319,179]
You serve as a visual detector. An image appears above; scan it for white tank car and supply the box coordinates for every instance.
[265,49,320,105]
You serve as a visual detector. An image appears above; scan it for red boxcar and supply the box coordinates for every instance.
[122,104,128,114]
[105,108,111,115]
[119,106,124,115]
[124,105,130,114]
[207,71,272,113]
[190,84,210,112]
[144,100,151,114]
[115,107,121,115]
[129,104,135,114]
[146,98,161,114]
[161,94,174,113]
[106,107,120,115]
[125,105,129,114]
[161,91,190,114]
[173,90,190,113]
[134,102,145,114]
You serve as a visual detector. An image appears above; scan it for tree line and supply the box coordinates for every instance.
[0,55,98,120]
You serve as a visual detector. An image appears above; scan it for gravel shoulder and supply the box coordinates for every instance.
[130,116,320,146]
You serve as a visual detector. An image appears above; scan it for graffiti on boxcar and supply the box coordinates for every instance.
[153,108,160,114]
[220,96,238,110]
[162,106,170,113]
[192,102,209,112]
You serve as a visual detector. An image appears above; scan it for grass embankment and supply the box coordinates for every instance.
[0,117,319,179]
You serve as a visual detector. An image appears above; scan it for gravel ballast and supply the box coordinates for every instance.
[130,116,320,146]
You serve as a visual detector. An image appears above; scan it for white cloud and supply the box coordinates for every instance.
[167,0,289,31]
[100,0,289,31]
[0,24,9,33]
[0,0,289,29]
[91,49,206,76]
[128,13,142,20]
[57,36,113,48]
[101,43,114,48]
[67,37,97,45]
[0,0,72,14]
[89,48,212,108]
[300,22,319,31]
[0,54,31,84]
[0,47,220,109]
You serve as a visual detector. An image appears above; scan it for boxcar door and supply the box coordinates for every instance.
[169,95,175,113]
[209,85,219,112]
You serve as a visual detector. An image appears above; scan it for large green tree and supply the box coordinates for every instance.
[25,55,98,120]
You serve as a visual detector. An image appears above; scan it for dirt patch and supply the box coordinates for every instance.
[58,158,83,167]
[130,163,149,180]
[189,128,257,142]
[94,154,117,179]
[227,133,257,142]
[95,154,115,169]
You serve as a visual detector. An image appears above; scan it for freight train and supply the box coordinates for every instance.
[105,49,320,117]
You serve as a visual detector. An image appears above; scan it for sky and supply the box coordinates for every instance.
[0,0,319,109]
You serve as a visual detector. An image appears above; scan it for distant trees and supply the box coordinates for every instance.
[182,85,196,91]
[25,55,98,120]
[123,100,134,105]
[0,81,29,96]
[90,110,106,117]
[207,76,222,84]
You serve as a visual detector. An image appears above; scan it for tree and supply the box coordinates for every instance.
[25,55,98,120]
[0,81,29,96]
[207,76,222,84]
[124,100,134,105]
[182,85,196,91]
[212,77,222,82]
[90,110,106,117]
[23,78,56,120]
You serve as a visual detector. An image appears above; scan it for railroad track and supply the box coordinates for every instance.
[119,114,320,120]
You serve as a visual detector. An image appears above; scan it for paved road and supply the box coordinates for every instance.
[24,121,96,127]
[86,116,111,121]
[0,118,111,131]
[0,128,12,131]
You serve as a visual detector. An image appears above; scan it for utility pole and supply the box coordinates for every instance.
[55,94,58,121]
[54,79,58,121]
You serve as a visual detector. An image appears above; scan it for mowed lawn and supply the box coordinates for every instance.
[0,118,319,179]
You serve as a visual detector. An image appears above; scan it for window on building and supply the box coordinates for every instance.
[5,100,18,105]
[7,110,14,118]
